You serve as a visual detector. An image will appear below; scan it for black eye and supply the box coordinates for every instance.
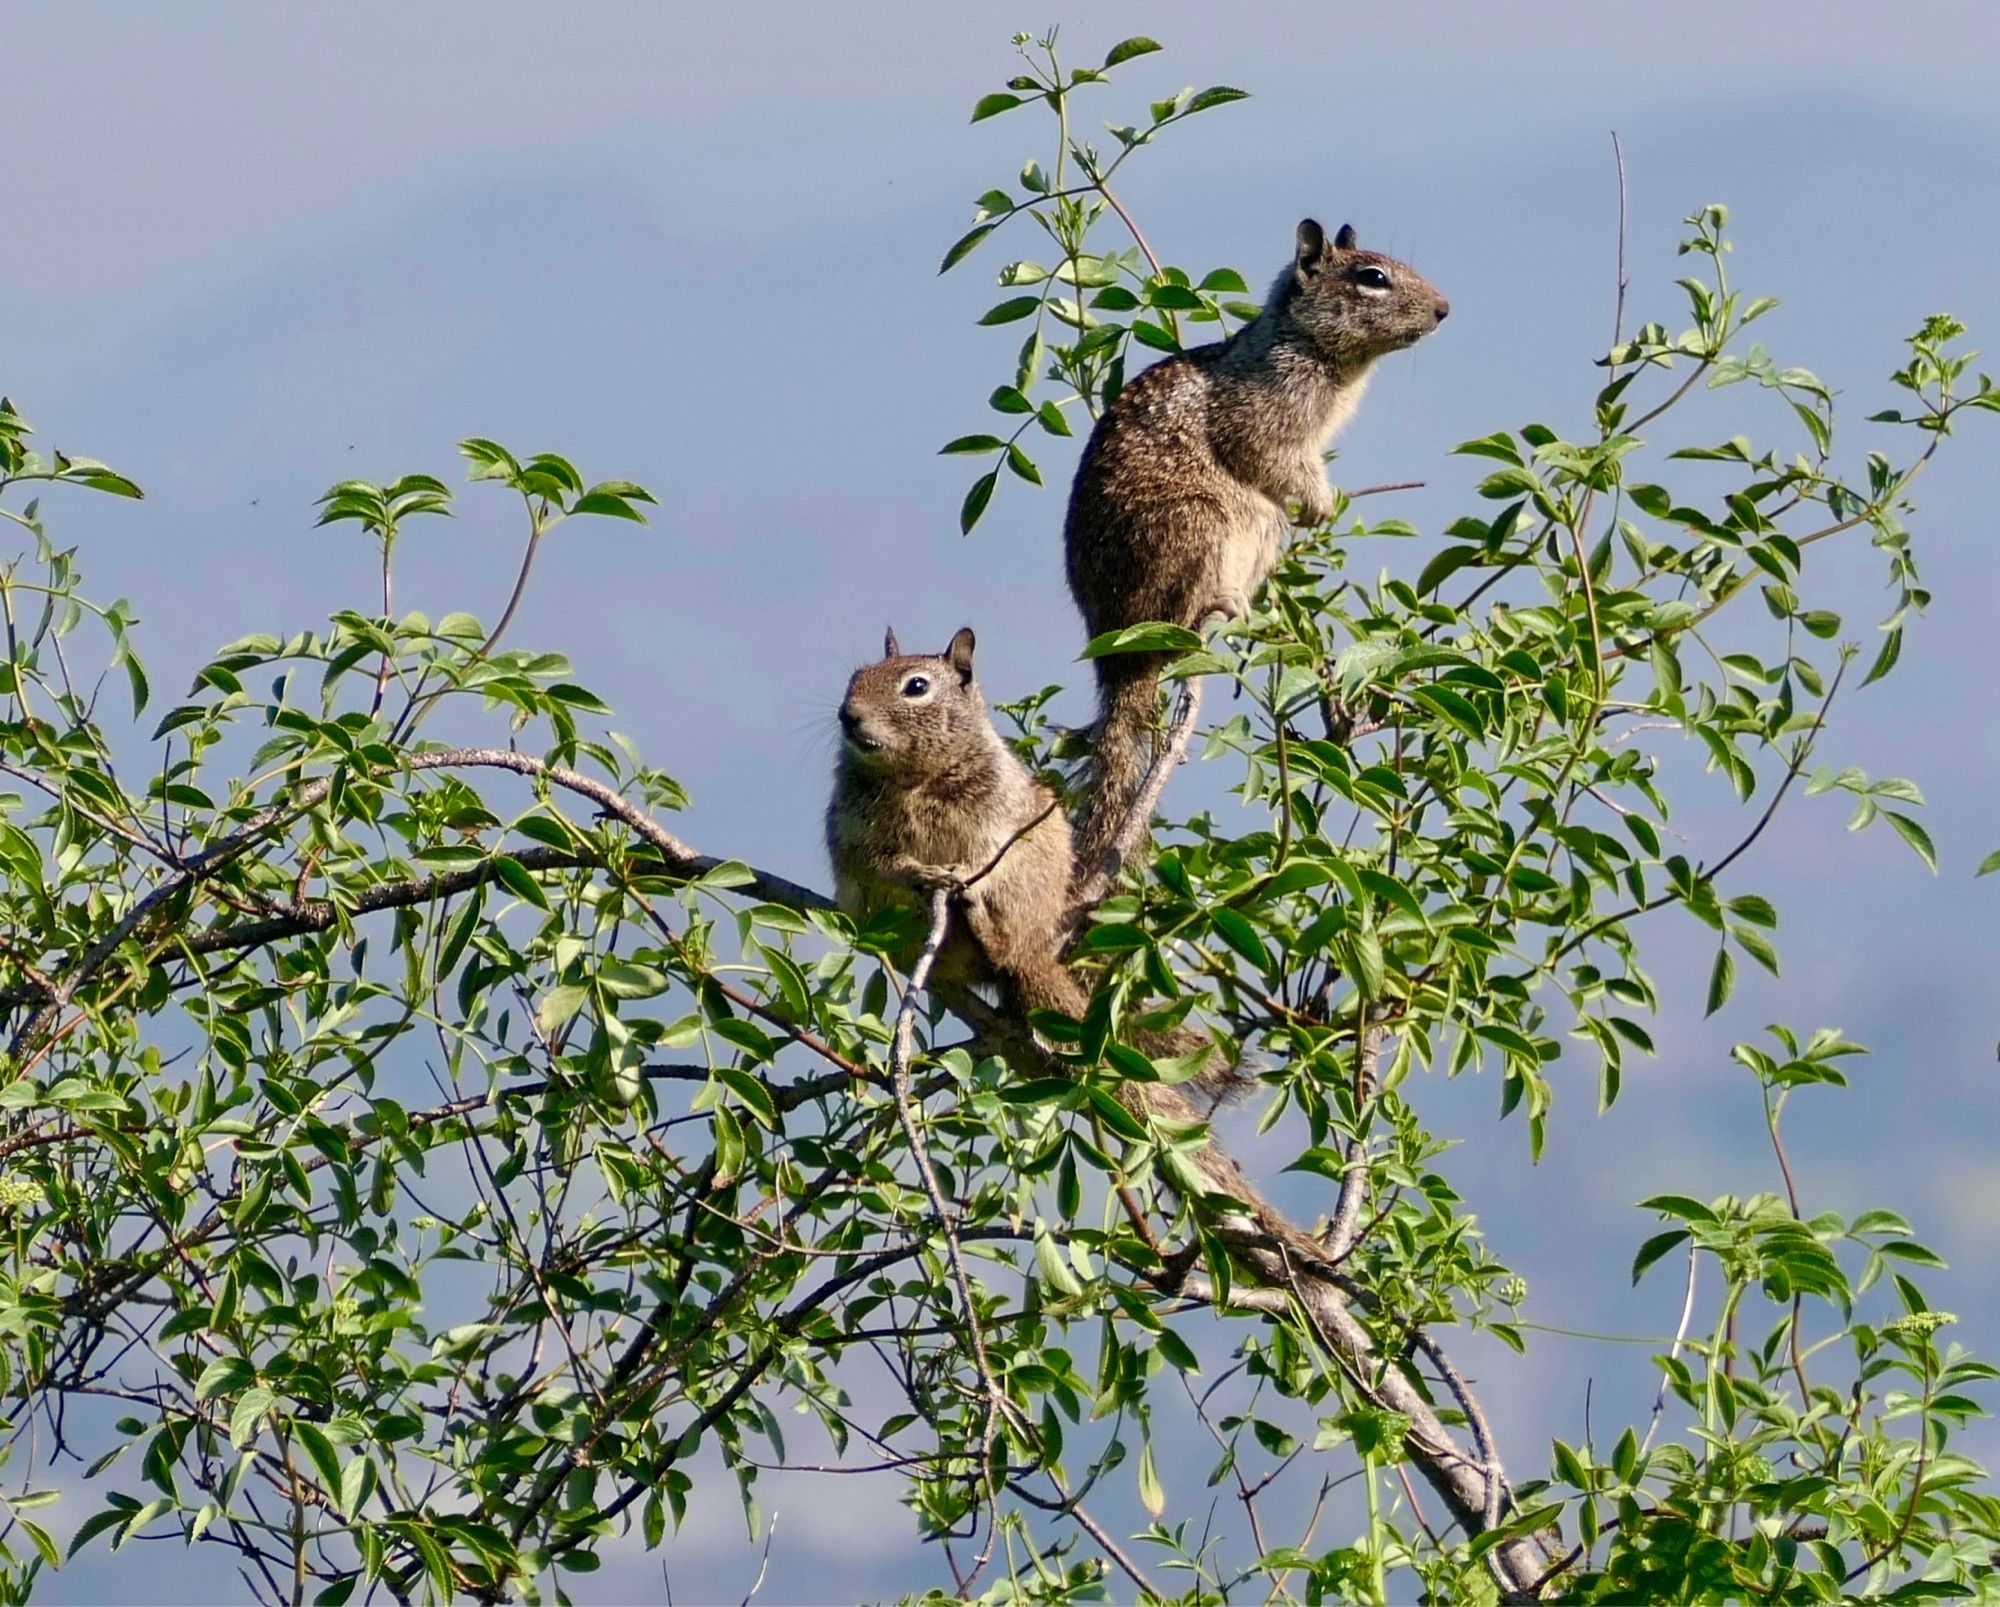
[900,675,931,698]
[1354,265,1392,291]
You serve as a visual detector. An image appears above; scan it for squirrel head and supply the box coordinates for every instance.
[837,626,992,774]
[1268,218,1450,366]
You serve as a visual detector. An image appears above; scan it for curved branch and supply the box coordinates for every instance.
[1320,1027,1384,1264]
[403,748,834,913]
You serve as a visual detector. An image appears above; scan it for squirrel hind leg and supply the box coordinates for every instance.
[1197,589,1253,628]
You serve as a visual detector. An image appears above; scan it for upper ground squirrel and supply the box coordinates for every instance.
[1065,218,1449,877]
[826,627,1245,1105]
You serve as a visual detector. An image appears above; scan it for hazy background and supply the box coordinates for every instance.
[6,2,1998,1599]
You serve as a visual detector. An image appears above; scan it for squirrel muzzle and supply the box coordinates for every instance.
[838,704,885,755]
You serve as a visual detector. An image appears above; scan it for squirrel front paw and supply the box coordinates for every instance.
[898,859,973,893]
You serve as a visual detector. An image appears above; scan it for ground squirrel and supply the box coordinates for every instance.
[1065,218,1449,877]
[826,627,1245,1105]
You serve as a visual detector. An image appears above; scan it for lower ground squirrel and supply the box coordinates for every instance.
[826,627,1245,1106]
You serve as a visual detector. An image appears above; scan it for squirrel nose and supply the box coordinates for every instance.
[838,706,861,739]
[1433,295,1450,324]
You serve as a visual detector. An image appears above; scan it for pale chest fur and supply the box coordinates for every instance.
[1206,354,1370,488]
[830,755,1038,915]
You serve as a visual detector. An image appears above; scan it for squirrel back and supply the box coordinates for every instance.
[826,626,1246,1104]
[1065,219,1449,881]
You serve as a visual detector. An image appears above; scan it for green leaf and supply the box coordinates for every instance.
[1975,849,2000,878]
[940,434,1006,456]
[1349,927,1385,998]
[295,1422,343,1505]
[1181,85,1249,115]
[1478,467,1541,500]
[1416,543,1480,596]
[1079,622,1204,659]
[340,1458,376,1523]
[547,682,613,714]
[230,1387,275,1448]
[67,1506,131,1561]
[196,1357,256,1401]
[1103,36,1163,68]
[598,961,668,1000]
[1004,443,1043,485]
[1704,946,1735,1016]
[1862,623,1903,685]
[490,854,552,911]
[1034,1225,1081,1296]
[536,984,590,1037]
[979,296,1041,326]
[695,860,756,889]
[939,221,999,275]
[1408,684,1484,742]
[1884,811,1937,872]
[959,469,998,535]
[1640,1194,1718,1225]
[1454,431,1523,465]
[715,1066,779,1130]
[1209,908,1270,973]
[570,491,648,523]
[1137,1439,1166,1518]
[970,92,1025,123]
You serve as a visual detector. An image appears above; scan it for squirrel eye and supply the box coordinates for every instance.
[1353,265,1392,291]
[900,674,931,698]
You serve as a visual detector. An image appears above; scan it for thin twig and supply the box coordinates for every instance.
[1547,656,1846,971]
[1010,1477,1164,1602]
[890,887,1017,1589]
[390,508,545,742]
[1765,1091,1817,1421]
[1639,1241,1699,1456]
[370,537,395,718]
[739,1512,778,1607]
[1610,132,1629,355]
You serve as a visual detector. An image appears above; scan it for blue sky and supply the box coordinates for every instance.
[8,3,1999,1599]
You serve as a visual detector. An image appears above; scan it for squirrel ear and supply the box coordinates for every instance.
[1333,222,1358,251]
[946,626,976,683]
[883,627,900,660]
[1294,218,1327,274]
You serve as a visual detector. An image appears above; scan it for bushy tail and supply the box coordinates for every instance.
[1073,653,1167,888]
[1132,1022,1256,1111]
[1010,954,1253,1113]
